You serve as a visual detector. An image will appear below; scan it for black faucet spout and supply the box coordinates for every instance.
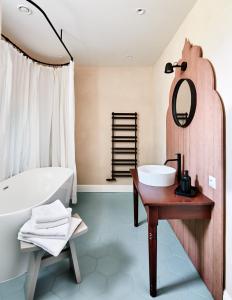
[164,153,182,182]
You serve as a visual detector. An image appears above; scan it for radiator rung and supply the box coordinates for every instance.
[113,163,135,166]
[113,175,131,178]
[112,151,136,154]
[112,125,136,127]
[113,147,136,150]
[112,140,136,143]
[113,171,131,174]
[112,159,136,162]
[112,129,136,131]
[112,136,136,139]
[112,116,136,120]
[112,113,137,116]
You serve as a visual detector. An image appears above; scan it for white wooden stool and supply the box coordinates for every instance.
[20,213,88,300]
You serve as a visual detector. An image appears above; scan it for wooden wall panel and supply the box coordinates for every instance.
[166,40,224,300]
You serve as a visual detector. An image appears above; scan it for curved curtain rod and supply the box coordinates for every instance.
[26,0,73,62]
[1,34,70,67]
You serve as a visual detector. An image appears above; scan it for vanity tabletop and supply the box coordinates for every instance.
[130,169,214,207]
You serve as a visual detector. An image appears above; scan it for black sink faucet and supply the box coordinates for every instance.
[164,153,182,182]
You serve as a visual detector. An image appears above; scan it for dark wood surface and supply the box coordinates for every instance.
[133,182,139,227]
[147,206,158,297]
[131,168,214,297]
[131,169,214,207]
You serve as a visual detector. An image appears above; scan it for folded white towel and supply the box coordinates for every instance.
[33,208,72,229]
[18,217,81,257]
[19,220,70,240]
[32,200,70,223]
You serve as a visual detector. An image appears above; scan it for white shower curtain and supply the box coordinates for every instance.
[0,39,77,203]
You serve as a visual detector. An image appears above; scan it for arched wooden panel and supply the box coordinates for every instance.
[166,39,224,300]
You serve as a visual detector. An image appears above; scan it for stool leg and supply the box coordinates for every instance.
[69,240,81,283]
[25,251,44,300]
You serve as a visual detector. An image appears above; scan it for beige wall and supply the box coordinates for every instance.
[75,1,232,296]
[152,0,232,298]
[75,66,155,185]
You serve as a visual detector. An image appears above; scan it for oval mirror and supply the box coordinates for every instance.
[172,78,196,128]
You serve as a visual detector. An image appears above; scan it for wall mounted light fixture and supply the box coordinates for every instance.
[164,61,187,74]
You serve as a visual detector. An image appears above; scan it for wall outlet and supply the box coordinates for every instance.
[208,175,216,190]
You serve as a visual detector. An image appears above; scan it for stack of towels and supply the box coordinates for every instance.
[18,200,81,256]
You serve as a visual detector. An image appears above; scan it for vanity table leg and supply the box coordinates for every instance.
[133,183,139,227]
[148,207,158,297]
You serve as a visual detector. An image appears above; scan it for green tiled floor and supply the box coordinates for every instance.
[0,193,213,300]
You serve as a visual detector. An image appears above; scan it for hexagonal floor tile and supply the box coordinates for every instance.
[85,242,114,259]
[34,274,56,298]
[35,291,60,300]
[157,241,173,262]
[0,193,214,300]
[1,289,25,300]
[0,274,25,298]
[52,272,80,298]
[78,255,97,277]
[107,273,134,298]
[97,256,121,276]
[163,255,196,277]
[79,272,107,297]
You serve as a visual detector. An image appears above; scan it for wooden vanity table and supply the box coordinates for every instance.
[131,169,214,297]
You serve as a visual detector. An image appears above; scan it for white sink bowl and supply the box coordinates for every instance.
[137,165,176,187]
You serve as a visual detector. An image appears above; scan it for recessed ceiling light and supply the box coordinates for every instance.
[136,8,146,15]
[17,5,32,15]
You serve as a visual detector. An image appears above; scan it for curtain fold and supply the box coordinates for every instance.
[0,40,77,203]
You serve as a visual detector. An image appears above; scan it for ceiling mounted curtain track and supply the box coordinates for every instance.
[1,0,73,67]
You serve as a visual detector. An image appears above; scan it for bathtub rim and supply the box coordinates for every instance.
[0,167,73,217]
[0,269,26,284]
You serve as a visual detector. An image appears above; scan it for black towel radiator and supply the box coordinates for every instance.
[107,112,137,181]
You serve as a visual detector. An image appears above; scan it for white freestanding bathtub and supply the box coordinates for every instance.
[0,167,74,282]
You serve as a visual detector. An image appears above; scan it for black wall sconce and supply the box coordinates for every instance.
[164,61,187,74]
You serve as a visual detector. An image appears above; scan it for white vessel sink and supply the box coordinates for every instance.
[137,165,176,187]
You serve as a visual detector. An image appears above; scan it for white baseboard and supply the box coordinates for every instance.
[77,185,133,193]
[224,290,232,300]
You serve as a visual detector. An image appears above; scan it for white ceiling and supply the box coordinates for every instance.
[2,0,197,66]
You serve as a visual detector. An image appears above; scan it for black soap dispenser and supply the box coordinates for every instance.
[180,170,191,194]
